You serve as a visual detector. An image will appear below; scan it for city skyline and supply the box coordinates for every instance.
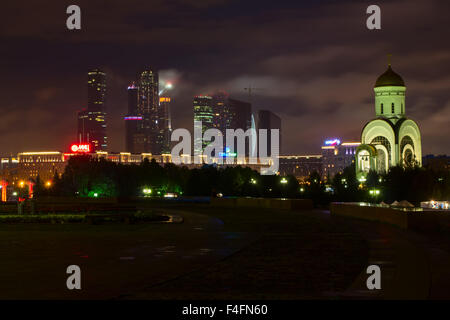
[0,0,449,156]
[1,1,450,305]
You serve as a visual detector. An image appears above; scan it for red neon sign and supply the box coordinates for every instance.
[70,144,91,153]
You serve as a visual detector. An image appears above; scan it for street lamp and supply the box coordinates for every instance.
[369,188,380,203]
[142,188,152,196]
[280,177,288,184]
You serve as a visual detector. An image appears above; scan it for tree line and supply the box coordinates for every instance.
[32,155,449,206]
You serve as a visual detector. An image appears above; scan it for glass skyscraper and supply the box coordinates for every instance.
[193,95,214,154]
[138,69,160,154]
[77,69,107,151]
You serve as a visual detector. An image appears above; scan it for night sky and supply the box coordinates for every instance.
[1,0,449,156]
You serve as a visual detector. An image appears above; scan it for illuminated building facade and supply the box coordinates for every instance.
[17,152,66,182]
[322,139,360,178]
[1,156,19,171]
[138,69,161,154]
[279,155,322,181]
[124,83,144,153]
[356,64,422,180]
[193,95,214,154]
[212,91,231,133]
[422,154,450,171]
[77,69,107,151]
[159,97,172,154]
[1,149,272,191]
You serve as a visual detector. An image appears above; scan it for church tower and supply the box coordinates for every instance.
[374,65,406,123]
[355,59,422,181]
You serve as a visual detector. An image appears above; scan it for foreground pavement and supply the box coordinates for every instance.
[1,204,449,299]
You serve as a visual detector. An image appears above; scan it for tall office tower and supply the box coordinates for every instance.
[138,69,160,154]
[225,99,253,157]
[257,110,282,156]
[159,97,172,154]
[77,69,107,151]
[212,91,231,134]
[193,95,214,154]
[228,99,252,131]
[124,83,145,153]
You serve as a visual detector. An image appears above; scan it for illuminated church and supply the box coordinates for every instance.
[355,63,422,180]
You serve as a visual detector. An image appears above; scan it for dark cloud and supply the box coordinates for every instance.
[0,0,449,155]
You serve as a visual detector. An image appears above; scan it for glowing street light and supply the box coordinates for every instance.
[250,178,257,184]
[280,177,288,184]
[142,188,152,195]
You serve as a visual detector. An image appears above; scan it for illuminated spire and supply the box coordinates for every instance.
[387,53,392,66]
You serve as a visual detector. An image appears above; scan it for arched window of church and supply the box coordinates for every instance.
[381,103,384,114]
[391,103,395,113]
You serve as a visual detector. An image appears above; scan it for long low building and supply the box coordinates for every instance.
[1,139,363,187]
[278,155,323,181]
[0,149,274,186]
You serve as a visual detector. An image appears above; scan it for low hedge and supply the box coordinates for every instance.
[0,212,170,224]
[0,214,86,224]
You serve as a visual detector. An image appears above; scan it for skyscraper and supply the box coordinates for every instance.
[138,69,160,154]
[228,99,252,131]
[159,97,172,154]
[77,69,107,151]
[124,83,145,153]
[193,95,214,154]
[212,91,231,134]
[257,110,282,156]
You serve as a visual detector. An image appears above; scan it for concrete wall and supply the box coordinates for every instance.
[330,202,408,228]
[210,197,313,210]
[330,202,450,232]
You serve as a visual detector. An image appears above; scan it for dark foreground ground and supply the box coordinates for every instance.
[1,203,450,299]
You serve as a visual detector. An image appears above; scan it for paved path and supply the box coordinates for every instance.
[317,210,450,299]
[1,206,449,299]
